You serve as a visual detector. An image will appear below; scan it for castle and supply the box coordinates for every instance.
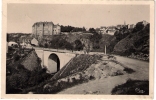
[32,21,61,37]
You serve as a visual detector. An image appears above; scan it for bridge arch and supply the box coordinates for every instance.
[48,53,60,73]
[35,50,76,74]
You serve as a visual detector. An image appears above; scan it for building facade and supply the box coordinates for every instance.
[127,24,135,29]
[32,22,61,37]
[31,38,39,46]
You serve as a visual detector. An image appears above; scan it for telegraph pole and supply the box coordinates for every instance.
[104,45,106,55]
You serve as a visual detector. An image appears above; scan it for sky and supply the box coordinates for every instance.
[7,4,150,33]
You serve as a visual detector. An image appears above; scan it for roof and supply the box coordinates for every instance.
[32,21,54,27]
[8,41,18,46]
[101,26,107,29]
[95,28,100,31]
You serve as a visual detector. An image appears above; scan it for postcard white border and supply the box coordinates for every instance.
[1,0,154,99]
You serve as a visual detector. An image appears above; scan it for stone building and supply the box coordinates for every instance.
[127,24,135,29]
[31,38,39,46]
[32,21,61,37]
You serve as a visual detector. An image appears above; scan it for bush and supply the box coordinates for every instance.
[49,37,73,50]
[6,64,52,94]
[74,39,83,51]
[111,79,149,95]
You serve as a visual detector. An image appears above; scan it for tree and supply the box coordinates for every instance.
[89,32,102,50]
[65,42,73,50]
[44,43,48,48]
[90,32,102,43]
[89,28,96,33]
[132,21,144,33]
[82,27,86,32]
[74,40,83,51]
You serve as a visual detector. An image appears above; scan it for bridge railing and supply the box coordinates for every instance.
[33,47,85,54]
[33,47,107,55]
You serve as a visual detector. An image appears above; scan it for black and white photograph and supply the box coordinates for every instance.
[1,0,154,99]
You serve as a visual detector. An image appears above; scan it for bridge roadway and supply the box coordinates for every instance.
[34,47,85,54]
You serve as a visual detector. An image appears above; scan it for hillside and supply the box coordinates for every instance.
[98,34,115,53]
[113,21,149,60]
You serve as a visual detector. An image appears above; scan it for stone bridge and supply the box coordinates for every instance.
[35,48,76,73]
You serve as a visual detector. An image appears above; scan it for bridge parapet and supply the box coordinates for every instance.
[34,47,85,54]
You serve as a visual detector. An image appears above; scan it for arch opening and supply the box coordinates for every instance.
[48,53,60,73]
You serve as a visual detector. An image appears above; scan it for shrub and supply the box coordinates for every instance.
[6,64,52,94]
[111,79,149,95]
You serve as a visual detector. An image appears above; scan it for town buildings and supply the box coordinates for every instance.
[96,26,116,35]
[96,21,137,35]
[19,35,32,47]
[32,21,61,37]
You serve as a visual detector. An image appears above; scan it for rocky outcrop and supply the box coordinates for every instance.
[21,50,41,71]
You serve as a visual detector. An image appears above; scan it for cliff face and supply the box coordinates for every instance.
[21,50,42,71]
[113,22,149,57]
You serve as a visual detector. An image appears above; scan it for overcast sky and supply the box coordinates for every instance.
[7,4,149,33]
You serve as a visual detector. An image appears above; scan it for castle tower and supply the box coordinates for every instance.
[32,21,60,37]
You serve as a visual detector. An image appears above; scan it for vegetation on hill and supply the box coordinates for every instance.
[113,21,149,60]
[6,63,52,94]
[92,34,115,53]
[6,49,52,94]
[38,21,150,61]
[7,33,31,42]
[61,25,86,32]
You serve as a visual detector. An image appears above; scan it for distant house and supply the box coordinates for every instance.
[96,27,108,34]
[8,41,18,47]
[31,38,38,46]
[116,24,127,29]
[106,26,117,35]
[128,24,135,29]
[97,26,117,35]
[95,28,101,34]
[100,27,107,34]
[19,35,32,48]
[142,20,149,26]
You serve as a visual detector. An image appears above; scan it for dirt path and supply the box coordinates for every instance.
[57,55,149,94]
[114,55,149,80]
